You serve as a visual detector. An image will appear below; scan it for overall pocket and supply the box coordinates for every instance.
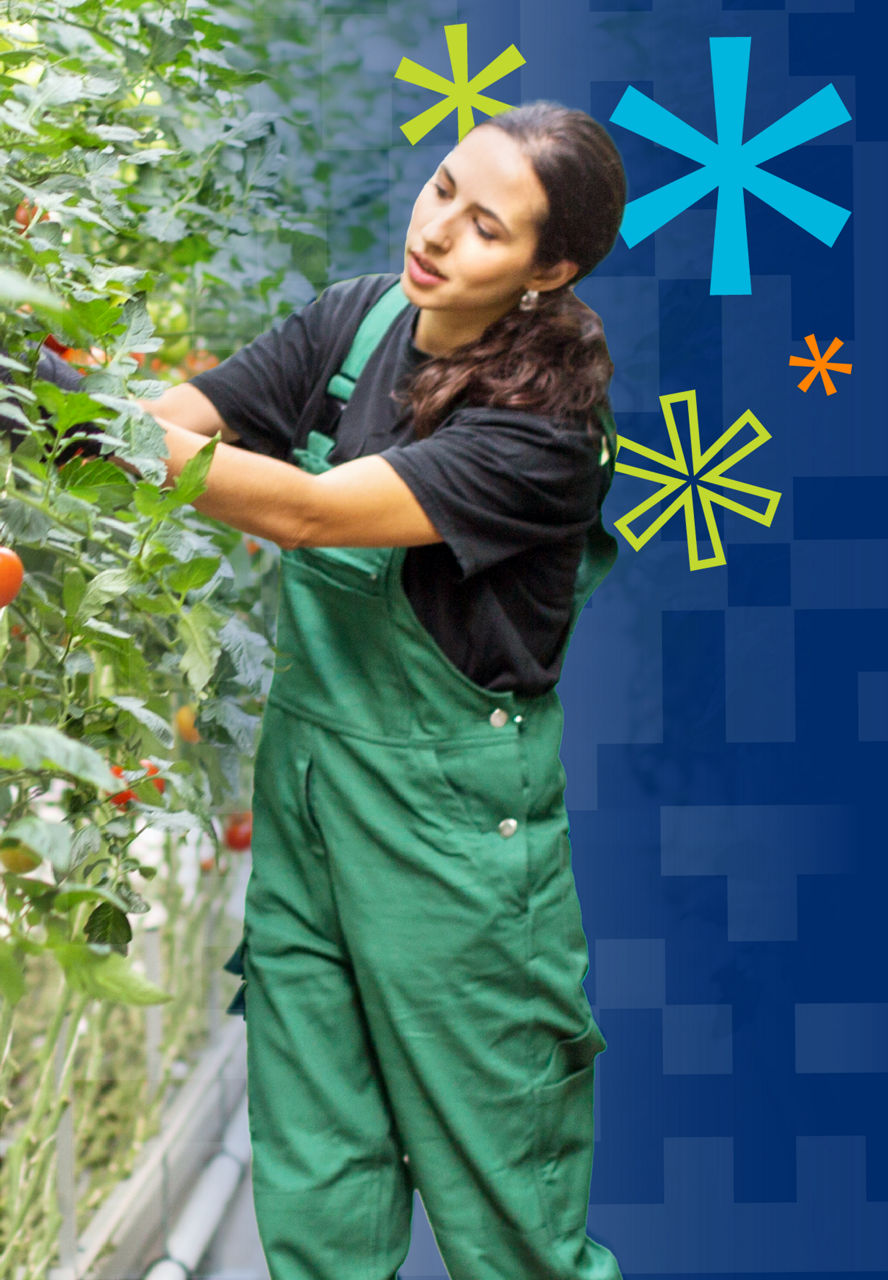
[425,735,528,840]
[533,1019,606,1238]
[284,545,387,597]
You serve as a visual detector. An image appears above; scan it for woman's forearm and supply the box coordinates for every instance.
[157,419,441,551]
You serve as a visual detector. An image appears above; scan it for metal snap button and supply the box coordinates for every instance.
[513,714,524,725]
[498,817,518,838]
[489,707,509,728]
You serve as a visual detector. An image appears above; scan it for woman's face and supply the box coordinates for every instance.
[401,126,571,351]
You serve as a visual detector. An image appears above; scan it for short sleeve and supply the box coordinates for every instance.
[187,275,394,461]
[380,408,608,579]
[187,300,323,460]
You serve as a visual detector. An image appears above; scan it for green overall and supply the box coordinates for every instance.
[223,288,622,1280]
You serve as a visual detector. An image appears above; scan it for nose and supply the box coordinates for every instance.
[419,209,453,252]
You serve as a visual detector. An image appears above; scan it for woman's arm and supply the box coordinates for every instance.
[160,419,443,550]
[136,383,241,443]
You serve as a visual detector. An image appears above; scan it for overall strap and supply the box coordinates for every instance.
[325,280,412,403]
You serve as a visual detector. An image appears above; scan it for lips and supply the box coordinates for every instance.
[410,250,446,280]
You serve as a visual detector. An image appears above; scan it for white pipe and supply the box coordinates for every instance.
[76,1019,247,1280]
[141,1096,252,1280]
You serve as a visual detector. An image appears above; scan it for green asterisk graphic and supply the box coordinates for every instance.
[614,390,782,571]
[395,24,525,145]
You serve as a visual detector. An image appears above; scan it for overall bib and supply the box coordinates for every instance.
[223,410,621,1279]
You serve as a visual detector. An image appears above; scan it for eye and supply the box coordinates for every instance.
[474,221,497,241]
[431,181,449,198]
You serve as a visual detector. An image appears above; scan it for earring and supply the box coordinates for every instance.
[519,289,539,311]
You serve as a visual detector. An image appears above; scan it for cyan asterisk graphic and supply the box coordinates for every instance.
[609,37,852,294]
[614,391,782,572]
[395,24,525,145]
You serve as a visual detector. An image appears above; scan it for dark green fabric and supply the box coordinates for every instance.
[225,432,621,1280]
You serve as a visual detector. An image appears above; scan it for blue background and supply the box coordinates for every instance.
[302,2,886,1275]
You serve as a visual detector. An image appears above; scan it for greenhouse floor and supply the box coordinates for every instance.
[197,1167,450,1279]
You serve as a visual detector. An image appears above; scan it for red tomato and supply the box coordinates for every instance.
[0,548,24,608]
[223,813,253,851]
[43,334,71,357]
[109,765,135,809]
[14,200,48,231]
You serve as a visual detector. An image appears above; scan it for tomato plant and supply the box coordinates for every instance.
[224,812,253,851]
[0,547,24,607]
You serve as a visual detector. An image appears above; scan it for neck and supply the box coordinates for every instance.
[412,302,514,358]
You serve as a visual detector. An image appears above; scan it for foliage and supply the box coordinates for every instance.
[0,0,304,1012]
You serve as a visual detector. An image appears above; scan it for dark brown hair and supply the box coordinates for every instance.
[401,102,627,440]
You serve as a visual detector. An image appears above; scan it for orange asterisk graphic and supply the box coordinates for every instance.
[789,334,852,395]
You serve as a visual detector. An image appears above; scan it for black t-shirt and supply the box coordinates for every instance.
[190,273,614,696]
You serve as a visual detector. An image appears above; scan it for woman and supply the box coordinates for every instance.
[149,101,627,1280]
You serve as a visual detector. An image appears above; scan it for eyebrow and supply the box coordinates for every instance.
[439,164,510,234]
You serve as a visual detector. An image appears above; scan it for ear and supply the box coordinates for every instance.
[527,258,579,294]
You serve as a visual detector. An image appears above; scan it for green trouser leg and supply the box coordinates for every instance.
[242,718,413,1280]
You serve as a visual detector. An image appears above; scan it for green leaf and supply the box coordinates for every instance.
[71,824,102,867]
[84,901,132,953]
[56,943,172,1005]
[64,649,94,677]
[33,383,104,434]
[133,482,173,518]
[0,727,116,790]
[81,617,133,641]
[167,555,220,595]
[202,699,259,753]
[110,294,161,356]
[63,565,87,618]
[58,456,132,502]
[0,268,82,336]
[172,436,219,505]
[177,600,223,693]
[50,883,130,913]
[2,815,73,871]
[78,568,137,619]
[115,882,149,913]
[110,696,174,749]
[0,940,25,1006]
[219,613,272,690]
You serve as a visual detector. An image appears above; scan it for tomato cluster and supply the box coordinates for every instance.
[108,761,165,809]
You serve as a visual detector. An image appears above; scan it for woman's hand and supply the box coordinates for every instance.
[157,418,443,552]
